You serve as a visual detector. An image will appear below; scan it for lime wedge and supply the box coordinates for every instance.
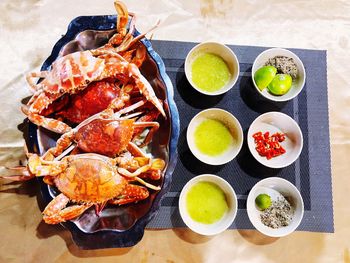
[255,194,272,210]
[267,74,292,95]
[254,66,277,91]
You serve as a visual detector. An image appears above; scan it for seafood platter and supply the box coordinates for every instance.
[3,1,179,248]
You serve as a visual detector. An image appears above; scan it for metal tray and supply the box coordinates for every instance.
[27,15,179,249]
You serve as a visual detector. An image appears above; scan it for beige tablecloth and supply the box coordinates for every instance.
[0,0,349,262]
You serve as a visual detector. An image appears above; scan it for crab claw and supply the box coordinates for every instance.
[128,63,166,117]
[43,193,93,224]
[109,184,149,205]
[115,1,129,37]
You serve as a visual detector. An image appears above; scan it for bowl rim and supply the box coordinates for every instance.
[179,174,238,235]
[247,111,303,169]
[186,108,244,165]
[184,41,240,96]
[246,177,304,237]
[251,47,306,102]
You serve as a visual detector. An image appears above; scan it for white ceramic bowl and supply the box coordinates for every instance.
[187,108,243,165]
[179,174,238,236]
[252,48,306,102]
[247,177,304,237]
[247,112,303,169]
[185,42,240,95]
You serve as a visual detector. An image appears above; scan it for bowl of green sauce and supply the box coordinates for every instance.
[179,174,238,235]
[185,42,240,95]
[187,108,244,165]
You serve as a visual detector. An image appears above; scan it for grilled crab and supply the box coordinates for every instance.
[42,95,161,162]
[4,153,165,224]
[23,1,165,134]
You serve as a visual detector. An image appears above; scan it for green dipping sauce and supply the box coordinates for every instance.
[194,119,234,156]
[186,181,228,224]
[191,53,231,92]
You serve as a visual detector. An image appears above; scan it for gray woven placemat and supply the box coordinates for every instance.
[146,40,333,233]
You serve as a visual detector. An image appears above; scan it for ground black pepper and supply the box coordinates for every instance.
[260,196,294,228]
[265,56,298,80]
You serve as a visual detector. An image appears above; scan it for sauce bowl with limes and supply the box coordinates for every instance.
[185,42,240,96]
[179,174,238,236]
[187,108,243,165]
[251,48,306,102]
[247,177,304,237]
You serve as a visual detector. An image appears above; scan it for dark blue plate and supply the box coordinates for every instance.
[27,15,179,249]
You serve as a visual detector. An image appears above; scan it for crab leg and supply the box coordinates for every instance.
[109,184,149,205]
[44,130,75,157]
[106,1,136,50]
[22,108,72,134]
[0,153,66,182]
[117,164,152,178]
[111,98,146,117]
[95,202,108,215]
[138,169,162,181]
[134,177,161,191]
[108,1,159,53]
[117,158,165,179]
[26,71,49,93]
[119,46,147,68]
[130,44,147,68]
[90,50,166,117]
[53,144,76,161]
[115,0,129,37]
[116,20,160,53]
[43,193,93,224]
[103,1,133,48]
[22,92,73,134]
[1,166,35,181]
[127,142,147,158]
[128,63,165,117]
[132,121,160,146]
[113,18,160,54]
[26,154,67,177]
[119,111,142,119]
